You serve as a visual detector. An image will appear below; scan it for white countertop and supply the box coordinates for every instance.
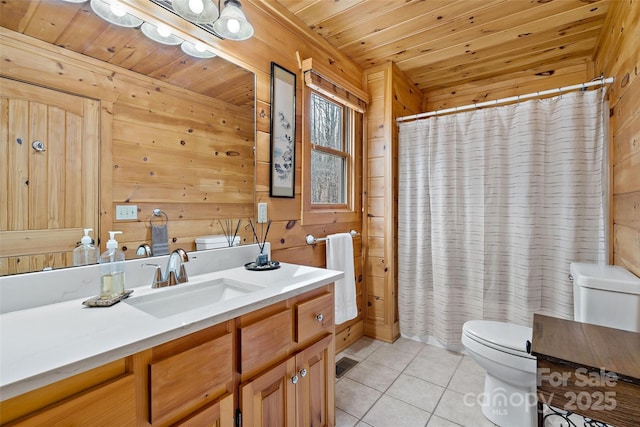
[0,259,342,400]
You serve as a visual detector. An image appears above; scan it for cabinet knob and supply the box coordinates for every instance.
[315,313,324,322]
[299,368,307,378]
[291,374,299,384]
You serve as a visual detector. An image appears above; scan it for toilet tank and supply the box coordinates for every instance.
[570,262,640,332]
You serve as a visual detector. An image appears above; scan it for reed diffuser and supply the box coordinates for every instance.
[218,218,242,247]
[249,219,271,266]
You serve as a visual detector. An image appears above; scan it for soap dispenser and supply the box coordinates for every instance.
[73,228,98,266]
[98,231,126,299]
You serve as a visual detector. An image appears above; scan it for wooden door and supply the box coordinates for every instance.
[240,357,297,427]
[295,334,335,427]
[0,77,99,275]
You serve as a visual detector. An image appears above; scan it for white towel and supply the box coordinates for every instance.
[326,233,357,325]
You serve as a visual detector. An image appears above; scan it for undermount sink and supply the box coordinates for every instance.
[125,278,265,318]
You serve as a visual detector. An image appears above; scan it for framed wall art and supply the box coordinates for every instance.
[269,62,296,198]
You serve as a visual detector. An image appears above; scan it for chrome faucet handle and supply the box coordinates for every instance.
[167,270,178,287]
[177,264,189,284]
[142,263,168,288]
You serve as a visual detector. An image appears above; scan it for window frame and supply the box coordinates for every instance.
[302,87,362,226]
[310,91,349,208]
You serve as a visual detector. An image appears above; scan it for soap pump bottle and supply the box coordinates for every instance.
[98,231,126,299]
[73,228,98,266]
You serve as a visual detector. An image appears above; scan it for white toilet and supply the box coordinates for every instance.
[461,262,640,427]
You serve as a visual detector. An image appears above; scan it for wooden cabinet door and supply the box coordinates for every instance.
[173,393,234,427]
[149,332,233,426]
[295,334,335,427]
[240,357,297,427]
[239,308,293,378]
[0,77,99,275]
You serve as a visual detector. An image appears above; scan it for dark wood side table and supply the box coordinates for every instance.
[531,314,640,427]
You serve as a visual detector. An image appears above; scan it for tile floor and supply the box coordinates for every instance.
[335,336,498,427]
[335,336,608,427]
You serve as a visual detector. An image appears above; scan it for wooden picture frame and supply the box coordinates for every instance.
[269,62,296,198]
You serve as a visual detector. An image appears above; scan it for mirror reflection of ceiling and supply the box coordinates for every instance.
[0,0,255,108]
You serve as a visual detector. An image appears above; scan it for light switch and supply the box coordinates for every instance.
[257,203,267,223]
[116,205,137,220]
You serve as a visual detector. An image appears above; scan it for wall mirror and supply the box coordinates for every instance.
[0,0,255,276]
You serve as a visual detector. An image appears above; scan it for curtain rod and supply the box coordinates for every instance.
[396,76,614,123]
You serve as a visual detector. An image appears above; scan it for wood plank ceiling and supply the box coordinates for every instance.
[0,0,254,108]
[277,0,611,93]
[1,0,612,100]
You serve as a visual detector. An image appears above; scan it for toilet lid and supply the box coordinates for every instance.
[463,320,533,358]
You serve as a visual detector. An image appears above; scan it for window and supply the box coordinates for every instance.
[302,86,363,225]
[310,93,349,205]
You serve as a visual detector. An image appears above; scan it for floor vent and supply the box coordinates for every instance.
[335,357,359,378]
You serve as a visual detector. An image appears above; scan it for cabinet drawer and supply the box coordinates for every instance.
[7,374,136,426]
[149,332,232,425]
[240,308,292,375]
[296,292,334,343]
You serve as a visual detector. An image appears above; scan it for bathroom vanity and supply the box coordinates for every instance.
[0,244,342,426]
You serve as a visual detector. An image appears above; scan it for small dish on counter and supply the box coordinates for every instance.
[244,260,280,271]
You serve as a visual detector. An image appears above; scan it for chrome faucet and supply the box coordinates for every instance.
[142,248,189,288]
[136,244,152,257]
[166,248,189,285]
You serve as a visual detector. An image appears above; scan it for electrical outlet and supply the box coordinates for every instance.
[257,203,268,223]
[116,205,137,220]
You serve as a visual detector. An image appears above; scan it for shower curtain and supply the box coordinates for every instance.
[397,89,607,349]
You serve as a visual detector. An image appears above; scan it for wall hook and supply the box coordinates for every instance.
[32,141,46,152]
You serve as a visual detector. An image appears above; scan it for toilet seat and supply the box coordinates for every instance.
[462,320,538,426]
[463,320,534,360]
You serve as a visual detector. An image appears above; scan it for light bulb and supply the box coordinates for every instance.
[188,0,204,14]
[157,23,172,38]
[227,18,240,34]
[194,42,207,52]
[109,1,126,17]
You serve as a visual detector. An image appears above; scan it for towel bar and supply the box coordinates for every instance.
[305,230,359,245]
[149,208,168,226]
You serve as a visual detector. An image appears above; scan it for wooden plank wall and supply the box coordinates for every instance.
[0,1,367,252]
[363,63,423,343]
[425,63,590,112]
[594,0,640,277]
[1,30,255,262]
[108,74,255,253]
[364,66,388,339]
[237,0,367,352]
[1,1,367,346]
[239,0,365,268]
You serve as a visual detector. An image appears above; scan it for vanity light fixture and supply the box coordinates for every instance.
[172,0,219,24]
[141,21,184,45]
[180,40,217,58]
[89,0,143,28]
[213,0,254,41]
[151,0,253,41]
